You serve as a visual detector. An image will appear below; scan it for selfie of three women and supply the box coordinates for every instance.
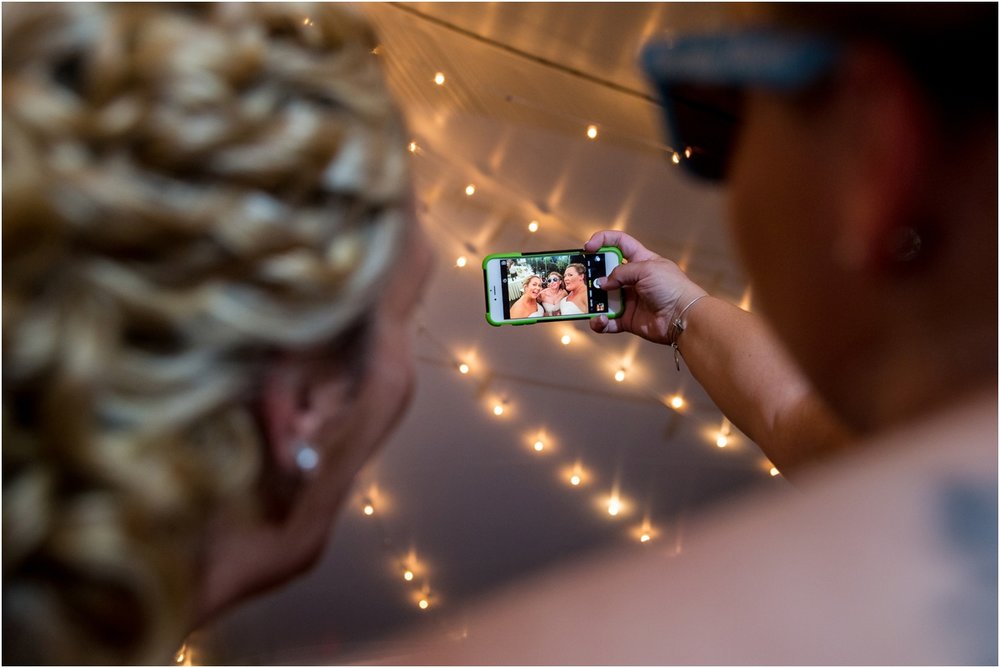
[507,258,594,319]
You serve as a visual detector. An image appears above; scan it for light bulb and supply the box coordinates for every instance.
[458,362,470,374]
[465,184,476,196]
[770,466,780,477]
[716,433,729,448]
[533,440,544,452]
[528,220,539,233]
[671,151,681,164]
[433,72,446,85]
[570,474,581,486]
[493,403,504,416]
[614,368,626,382]
[403,569,414,581]
[418,598,430,610]
[408,141,418,153]
[669,395,685,410]
[608,498,621,516]
[684,146,693,159]
[586,124,598,139]
[456,256,468,267]
[560,334,572,345]
[640,533,651,543]
[363,503,375,516]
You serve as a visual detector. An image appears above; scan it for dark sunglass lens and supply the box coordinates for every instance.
[667,84,744,181]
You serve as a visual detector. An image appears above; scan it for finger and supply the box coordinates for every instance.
[589,314,627,334]
[584,230,659,262]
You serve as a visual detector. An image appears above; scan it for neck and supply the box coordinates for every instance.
[832,290,997,436]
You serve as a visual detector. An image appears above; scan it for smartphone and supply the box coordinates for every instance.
[483,247,624,326]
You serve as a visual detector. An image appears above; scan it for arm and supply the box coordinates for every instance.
[586,231,853,474]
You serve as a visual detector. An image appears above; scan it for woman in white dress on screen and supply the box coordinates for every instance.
[538,271,568,316]
[559,263,589,315]
[509,275,544,319]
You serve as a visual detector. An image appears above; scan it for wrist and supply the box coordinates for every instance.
[668,292,709,370]
[668,293,709,346]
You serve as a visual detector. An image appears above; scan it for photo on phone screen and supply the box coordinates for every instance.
[484,248,622,326]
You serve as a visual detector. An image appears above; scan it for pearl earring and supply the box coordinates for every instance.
[294,440,320,473]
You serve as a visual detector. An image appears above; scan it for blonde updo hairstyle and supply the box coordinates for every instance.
[522,274,543,291]
[2,3,408,663]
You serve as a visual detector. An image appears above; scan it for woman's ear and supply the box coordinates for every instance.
[259,351,355,476]
[833,44,933,274]
[259,356,310,475]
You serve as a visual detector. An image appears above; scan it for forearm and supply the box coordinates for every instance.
[677,297,854,474]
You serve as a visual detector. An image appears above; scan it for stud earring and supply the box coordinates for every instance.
[294,440,320,473]
[888,226,922,263]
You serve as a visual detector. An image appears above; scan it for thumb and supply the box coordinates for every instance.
[600,262,647,291]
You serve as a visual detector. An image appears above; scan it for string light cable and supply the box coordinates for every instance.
[377,3,683,158]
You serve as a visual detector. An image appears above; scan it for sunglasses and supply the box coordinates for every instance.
[641,30,839,182]
[544,277,562,285]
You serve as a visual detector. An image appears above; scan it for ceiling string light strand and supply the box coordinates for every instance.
[414,323,744,434]
[349,484,476,641]
[384,2,660,105]
[378,44,691,165]
[370,14,690,162]
[410,143,581,242]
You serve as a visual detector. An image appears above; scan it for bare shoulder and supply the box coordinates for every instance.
[375,391,997,665]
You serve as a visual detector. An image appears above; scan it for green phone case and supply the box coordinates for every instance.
[483,246,624,327]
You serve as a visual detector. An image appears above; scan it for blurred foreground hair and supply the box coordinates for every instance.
[3,3,408,663]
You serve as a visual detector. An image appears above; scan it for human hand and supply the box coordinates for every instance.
[585,230,707,345]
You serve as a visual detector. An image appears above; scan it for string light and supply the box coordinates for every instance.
[671,151,681,164]
[560,334,572,346]
[684,146,693,159]
[739,285,753,312]
[614,368,626,382]
[715,418,732,448]
[492,402,505,416]
[433,72,446,85]
[457,362,470,374]
[567,461,585,487]
[465,184,476,196]
[418,598,430,610]
[528,220,539,232]
[363,502,375,516]
[403,569,414,582]
[586,124,599,140]
[607,497,621,516]
[408,141,418,153]
[455,255,468,267]
[533,439,545,452]
[770,466,781,477]
[634,517,655,544]
[668,394,685,410]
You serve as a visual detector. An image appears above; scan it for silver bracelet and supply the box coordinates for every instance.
[669,294,708,371]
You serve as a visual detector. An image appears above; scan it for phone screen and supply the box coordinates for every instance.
[498,251,614,321]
